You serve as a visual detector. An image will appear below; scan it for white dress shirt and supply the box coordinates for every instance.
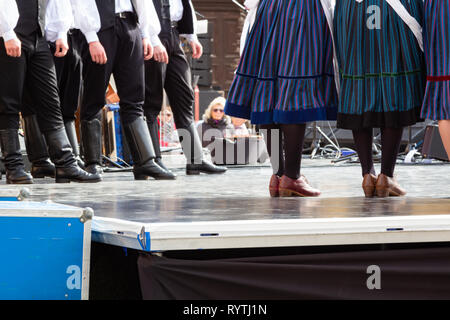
[169,0,184,22]
[71,0,101,44]
[0,0,20,41]
[0,0,71,42]
[45,0,73,43]
[131,0,161,45]
[78,0,161,44]
[115,0,134,14]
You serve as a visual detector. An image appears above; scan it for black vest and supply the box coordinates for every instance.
[152,0,195,37]
[152,0,171,38]
[177,0,194,35]
[14,0,48,37]
[95,0,137,32]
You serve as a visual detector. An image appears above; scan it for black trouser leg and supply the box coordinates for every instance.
[51,31,83,122]
[163,35,195,131]
[0,33,27,131]
[352,128,376,177]
[79,28,114,173]
[280,124,306,180]
[260,124,284,177]
[380,127,404,178]
[144,53,167,165]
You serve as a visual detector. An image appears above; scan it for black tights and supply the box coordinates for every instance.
[260,124,306,180]
[352,127,404,177]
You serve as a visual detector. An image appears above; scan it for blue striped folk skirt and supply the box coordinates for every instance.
[224,0,338,125]
[421,0,450,121]
[334,0,426,129]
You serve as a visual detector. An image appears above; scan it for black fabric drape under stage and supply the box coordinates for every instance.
[137,247,450,300]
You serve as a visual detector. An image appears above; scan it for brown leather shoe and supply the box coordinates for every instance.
[279,175,321,197]
[362,174,377,198]
[375,173,407,197]
[269,174,281,197]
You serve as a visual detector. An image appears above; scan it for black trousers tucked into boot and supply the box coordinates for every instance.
[0,129,33,184]
[44,127,102,183]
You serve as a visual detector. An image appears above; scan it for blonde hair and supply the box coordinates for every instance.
[203,96,230,122]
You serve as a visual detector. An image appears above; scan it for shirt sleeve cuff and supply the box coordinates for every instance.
[57,32,68,43]
[181,34,198,43]
[2,29,18,42]
[84,31,99,43]
[150,35,162,47]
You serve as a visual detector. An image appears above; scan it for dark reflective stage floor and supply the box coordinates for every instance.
[8,158,448,223]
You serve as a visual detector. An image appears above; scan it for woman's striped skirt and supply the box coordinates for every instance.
[334,0,426,129]
[224,0,338,125]
[421,0,450,120]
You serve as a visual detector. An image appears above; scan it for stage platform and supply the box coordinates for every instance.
[11,158,450,252]
[3,157,450,299]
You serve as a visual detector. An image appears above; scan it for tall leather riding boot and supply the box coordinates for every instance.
[44,127,102,183]
[146,118,175,176]
[0,129,33,184]
[22,114,55,178]
[65,120,85,169]
[122,116,176,180]
[180,123,227,175]
[81,118,103,175]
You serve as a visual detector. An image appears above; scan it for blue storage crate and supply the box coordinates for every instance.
[0,188,31,201]
[0,201,93,300]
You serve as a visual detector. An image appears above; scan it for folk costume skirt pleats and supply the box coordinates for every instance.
[421,0,450,121]
[334,0,426,129]
[224,0,338,125]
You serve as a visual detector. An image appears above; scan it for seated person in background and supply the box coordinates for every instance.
[197,97,234,148]
[158,107,180,147]
[231,117,250,137]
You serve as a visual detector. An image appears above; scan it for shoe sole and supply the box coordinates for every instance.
[186,170,226,175]
[375,187,403,197]
[279,188,308,197]
[56,178,102,183]
[134,174,176,180]
[32,174,56,179]
[7,180,33,185]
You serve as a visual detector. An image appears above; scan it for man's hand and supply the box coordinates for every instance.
[54,38,69,57]
[89,41,107,64]
[190,40,203,59]
[4,38,21,58]
[143,38,153,61]
[153,44,169,64]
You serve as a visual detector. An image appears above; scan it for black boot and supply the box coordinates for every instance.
[146,118,176,177]
[44,127,102,183]
[65,120,85,169]
[22,114,55,178]
[180,123,227,175]
[0,129,33,184]
[123,117,176,180]
[81,118,103,175]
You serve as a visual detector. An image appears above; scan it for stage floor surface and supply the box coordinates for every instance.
[6,158,450,252]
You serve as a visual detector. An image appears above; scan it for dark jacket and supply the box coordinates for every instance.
[198,118,234,148]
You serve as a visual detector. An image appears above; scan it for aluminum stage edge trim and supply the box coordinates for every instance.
[91,215,450,252]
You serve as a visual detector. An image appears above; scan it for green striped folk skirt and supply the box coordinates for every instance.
[334,0,426,129]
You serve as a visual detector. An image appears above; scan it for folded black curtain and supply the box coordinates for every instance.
[137,247,450,300]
